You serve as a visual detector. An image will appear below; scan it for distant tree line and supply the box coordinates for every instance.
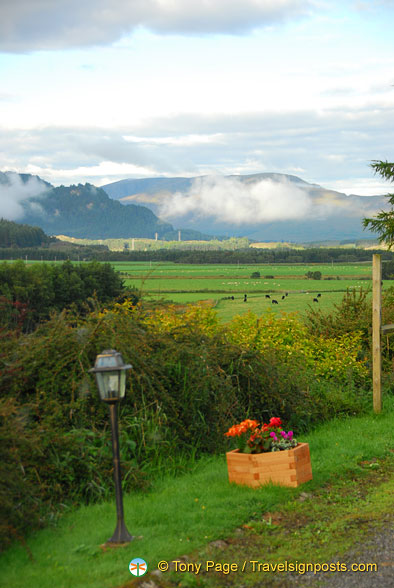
[22,183,173,239]
[0,244,110,261]
[88,247,394,264]
[0,260,126,330]
[0,218,52,248]
[1,244,393,264]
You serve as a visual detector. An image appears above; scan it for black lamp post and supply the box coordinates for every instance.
[89,349,133,543]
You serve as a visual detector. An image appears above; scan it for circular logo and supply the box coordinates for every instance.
[129,558,148,577]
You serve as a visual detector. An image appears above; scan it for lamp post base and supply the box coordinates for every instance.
[107,519,134,544]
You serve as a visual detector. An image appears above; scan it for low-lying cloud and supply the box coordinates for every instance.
[159,175,313,224]
[0,173,47,221]
[158,174,388,226]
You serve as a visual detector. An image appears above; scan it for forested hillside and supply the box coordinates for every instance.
[21,183,174,239]
[0,219,52,248]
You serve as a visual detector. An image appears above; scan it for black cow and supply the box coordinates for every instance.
[282,295,285,300]
[317,293,321,297]
[313,298,319,303]
[272,299,279,304]
[265,294,270,299]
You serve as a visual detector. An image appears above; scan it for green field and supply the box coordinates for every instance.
[126,276,370,293]
[114,261,372,277]
[9,260,381,321]
[114,262,376,320]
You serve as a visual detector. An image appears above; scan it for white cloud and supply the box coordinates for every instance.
[0,0,313,52]
[1,100,394,191]
[157,173,390,226]
[324,178,392,196]
[158,175,313,223]
[123,133,225,146]
[25,161,161,186]
[0,173,47,220]
[1,0,393,195]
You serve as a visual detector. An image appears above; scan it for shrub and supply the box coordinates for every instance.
[0,397,147,553]
[0,301,372,550]
[306,270,322,280]
[0,260,126,330]
[304,285,394,377]
[226,310,368,386]
[0,398,44,552]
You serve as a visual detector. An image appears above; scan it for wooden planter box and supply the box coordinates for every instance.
[226,442,312,488]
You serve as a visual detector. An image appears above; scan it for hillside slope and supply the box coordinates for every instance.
[102,173,389,241]
[0,175,174,239]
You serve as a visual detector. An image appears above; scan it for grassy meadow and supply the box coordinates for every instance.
[11,258,380,320]
[112,261,376,321]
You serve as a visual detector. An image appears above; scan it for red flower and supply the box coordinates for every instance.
[269,417,282,427]
[225,416,293,454]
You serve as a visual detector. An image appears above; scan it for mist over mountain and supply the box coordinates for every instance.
[0,173,174,239]
[0,171,52,221]
[102,173,388,242]
[0,171,389,242]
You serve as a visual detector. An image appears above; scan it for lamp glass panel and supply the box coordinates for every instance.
[95,373,107,400]
[119,371,126,398]
[105,372,120,398]
[95,371,120,400]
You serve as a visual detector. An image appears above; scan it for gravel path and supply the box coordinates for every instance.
[288,525,394,587]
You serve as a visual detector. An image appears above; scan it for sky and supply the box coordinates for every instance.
[1,0,394,197]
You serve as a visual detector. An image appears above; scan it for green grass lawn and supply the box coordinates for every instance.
[115,262,371,278]
[127,277,371,293]
[147,292,221,304]
[1,397,393,588]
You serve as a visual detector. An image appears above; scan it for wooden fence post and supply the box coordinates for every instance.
[372,254,382,413]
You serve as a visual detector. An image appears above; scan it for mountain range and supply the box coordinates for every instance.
[0,171,390,242]
[102,173,389,242]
